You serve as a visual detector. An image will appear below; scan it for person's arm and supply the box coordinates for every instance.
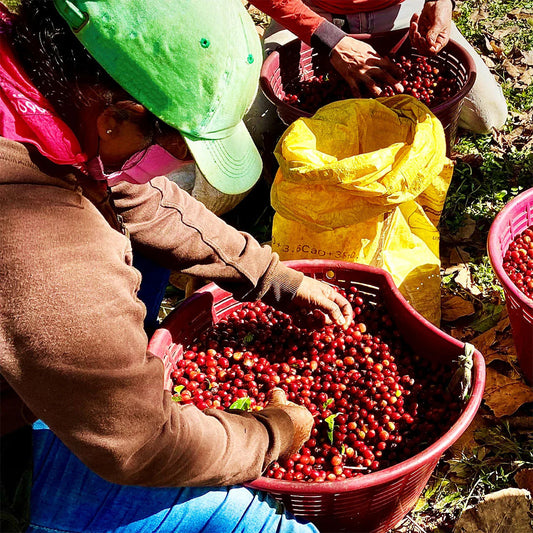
[0,152,303,487]
[249,0,337,46]
[250,0,403,96]
[111,177,352,326]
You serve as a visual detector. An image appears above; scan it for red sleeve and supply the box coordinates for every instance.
[250,0,325,44]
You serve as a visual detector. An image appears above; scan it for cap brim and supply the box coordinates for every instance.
[182,121,262,195]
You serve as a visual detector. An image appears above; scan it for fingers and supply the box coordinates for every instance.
[313,284,353,329]
[331,37,402,97]
[356,72,382,97]
[292,277,354,330]
[429,32,449,54]
[371,63,404,93]
[318,296,346,327]
[347,80,361,98]
[330,290,354,329]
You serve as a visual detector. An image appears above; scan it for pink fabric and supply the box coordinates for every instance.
[0,10,86,166]
[87,144,193,186]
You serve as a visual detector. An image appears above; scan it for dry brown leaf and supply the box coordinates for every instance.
[508,7,521,15]
[493,28,516,40]
[487,39,505,59]
[509,8,533,20]
[484,330,518,365]
[454,267,471,289]
[449,413,491,457]
[470,328,497,355]
[496,316,510,332]
[514,468,533,493]
[497,334,518,355]
[450,326,465,340]
[455,216,476,240]
[483,55,496,69]
[468,9,484,24]
[512,110,533,126]
[522,50,533,66]
[484,348,514,365]
[454,152,484,167]
[505,126,524,143]
[503,59,525,78]
[519,69,533,86]
[441,295,475,322]
[450,246,472,264]
[455,267,482,296]
[483,367,533,417]
[524,137,533,151]
[444,265,462,276]
[454,488,533,533]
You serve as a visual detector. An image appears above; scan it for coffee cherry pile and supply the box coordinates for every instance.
[282,53,458,112]
[170,285,462,483]
[283,73,351,114]
[503,226,533,300]
[380,55,458,107]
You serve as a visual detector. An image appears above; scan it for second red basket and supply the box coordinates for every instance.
[260,31,476,153]
[488,188,533,384]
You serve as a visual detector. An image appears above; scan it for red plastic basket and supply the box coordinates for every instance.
[260,31,476,153]
[488,188,533,384]
[148,260,485,533]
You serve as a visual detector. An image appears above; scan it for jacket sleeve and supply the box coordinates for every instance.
[0,168,295,487]
[110,176,303,307]
[249,0,346,50]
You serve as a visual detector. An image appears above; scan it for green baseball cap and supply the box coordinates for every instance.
[53,0,263,194]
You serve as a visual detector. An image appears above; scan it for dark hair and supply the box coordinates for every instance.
[8,0,174,138]
[9,0,121,112]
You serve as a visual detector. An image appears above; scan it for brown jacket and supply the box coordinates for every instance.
[0,137,304,487]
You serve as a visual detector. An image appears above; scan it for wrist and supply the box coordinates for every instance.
[310,19,346,54]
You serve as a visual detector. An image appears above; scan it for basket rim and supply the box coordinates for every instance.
[260,33,477,120]
[487,187,533,310]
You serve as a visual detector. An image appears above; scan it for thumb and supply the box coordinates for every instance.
[266,387,287,407]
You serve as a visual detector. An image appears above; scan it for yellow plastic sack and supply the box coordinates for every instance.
[271,95,454,326]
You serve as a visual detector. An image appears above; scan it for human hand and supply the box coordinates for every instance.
[291,276,353,330]
[330,35,404,97]
[410,0,453,55]
[264,388,313,458]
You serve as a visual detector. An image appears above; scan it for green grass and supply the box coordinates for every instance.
[442,143,533,235]
[456,0,533,52]
[443,0,533,236]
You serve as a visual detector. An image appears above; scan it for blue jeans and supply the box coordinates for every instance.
[132,252,171,336]
[28,421,319,533]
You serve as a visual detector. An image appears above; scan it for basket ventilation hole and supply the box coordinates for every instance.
[325,270,335,280]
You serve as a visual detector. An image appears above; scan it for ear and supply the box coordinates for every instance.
[95,103,151,168]
[96,110,118,142]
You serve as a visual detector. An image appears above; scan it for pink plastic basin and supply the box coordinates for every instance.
[148,260,486,533]
[488,188,533,384]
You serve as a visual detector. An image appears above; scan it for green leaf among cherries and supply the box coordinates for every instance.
[230,397,252,411]
[325,413,339,445]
